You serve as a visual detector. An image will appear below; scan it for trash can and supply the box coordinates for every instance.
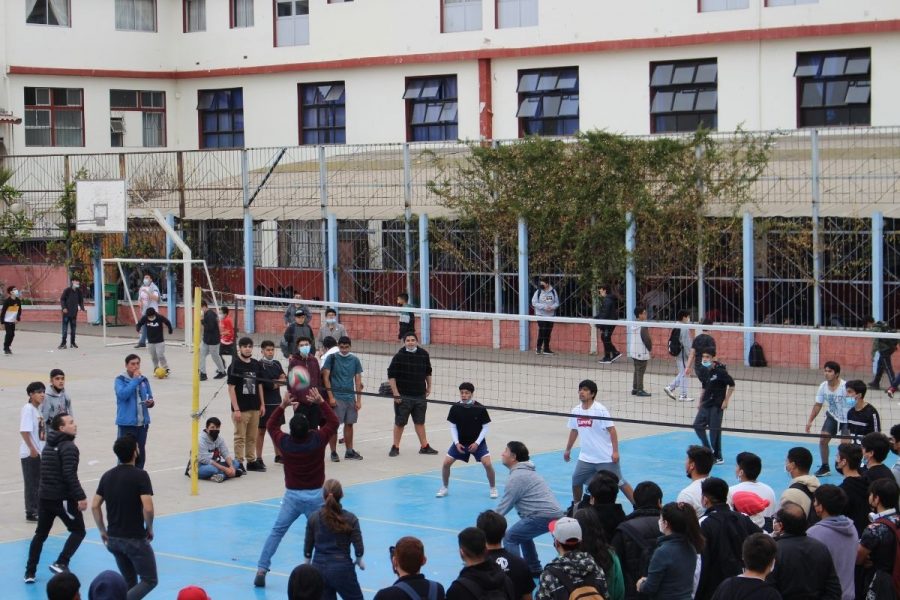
[103,283,119,325]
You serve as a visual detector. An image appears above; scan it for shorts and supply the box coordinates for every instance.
[447,440,490,463]
[334,400,358,425]
[258,403,284,429]
[394,395,427,427]
[821,413,850,436]
[572,460,629,490]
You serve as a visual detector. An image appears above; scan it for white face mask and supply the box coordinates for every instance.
[325,318,336,324]
[12,289,20,297]
[72,283,80,289]
[143,278,151,286]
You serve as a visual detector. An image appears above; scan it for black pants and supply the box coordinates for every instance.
[600,325,618,358]
[26,498,86,574]
[872,351,896,387]
[4,321,16,350]
[536,321,554,352]
[61,314,78,345]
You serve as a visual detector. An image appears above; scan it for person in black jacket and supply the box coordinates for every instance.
[24,413,87,583]
[768,501,842,600]
[199,300,226,381]
[2,284,23,354]
[611,481,663,600]
[387,333,437,457]
[594,285,621,364]
[373,536,445,600]
[58,278,85,350]
[446,527,515,600]
[693,350,735,464]
[134,308,173,374]
[284,310,316,356]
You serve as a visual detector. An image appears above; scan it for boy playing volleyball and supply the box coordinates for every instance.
[436,382,497,499]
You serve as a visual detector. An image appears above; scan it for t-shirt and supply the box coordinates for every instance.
[859,512,900,574]
[847,403,880,441]
[259,359,285,405]
[323,352,363,402]
[728,481,777,528]
[678,478,708,518]
[866,464,895,484]
[95,465,154,539]
[19,402,45,459]
[138,283,160,312]
[816,379,848,423]
[220,316,235,345]
[567,402,614,464]
[227,357,262,411]
[486,548,536,599]
[710,575,782,600]
[447,402,491,446]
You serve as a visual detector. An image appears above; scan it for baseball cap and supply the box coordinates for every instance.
[549,517,582,544]
[732,491,770,516]
[177,586,211,600]
[294,309,305,316]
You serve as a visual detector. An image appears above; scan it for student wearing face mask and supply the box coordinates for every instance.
[636,502,704,600]
[322,336,364,462]
[317,308,348,349]
[58,277,85,350]
[135,274,160,349]
[692,350,735,466]
[192,417,242,482]
[290,336,326,439]
[2,284,23,355]
[435,382,497,499]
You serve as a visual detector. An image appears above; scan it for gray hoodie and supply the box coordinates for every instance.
[496,461,564,520]
[198,431,233,465]
[807,515,858,600]
[41,386,72,426]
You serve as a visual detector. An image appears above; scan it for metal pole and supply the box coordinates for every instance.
[872,211,884,322]
[190,286,201,495]
[92,238,102,325]
[403,143,414,301]
[241,149,255,333]
[695,144,706,321]
[742,212,755,365]
[327,213,339,305]
[319,145,329,301]
[419,213,431,345]
[625,211,636,357]
[165,212,177,328]
[517,217,529,352]
[811,129,822,327]
[493,233,502,349]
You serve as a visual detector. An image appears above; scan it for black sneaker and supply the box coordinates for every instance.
[597,357,612,364]
[57,344,67,350]
[635,390,651,397]
[274,455,283,464]
[25,513,37,522]
[4,348,12,355]
[256,458,266,468]
[24,572,35,584]
[609,351,622,363]
[70,342,78,349]
[254,570,266,588]
[419,445,439,455]
[134,343,146,348]
[389,446,400,457]
[214,371,227,379]
[246,460,266,472]
[199,373,208,381]
[535,349,543,355]
[345,449,363,460]
[814,464,831,477]
[542,350,555,355]
[49,562,68,574]
[331,452,341,462]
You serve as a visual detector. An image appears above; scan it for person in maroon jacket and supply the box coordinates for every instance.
[287,336,325,432]
[254,386,337,588]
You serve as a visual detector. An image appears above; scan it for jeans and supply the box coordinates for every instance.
[632,358,648,392]
[503,514,556,574]
[694,404,724,459]
[313,556,364,600]
[106,536,158,600]
[199,341,226,375]
[138,324,147,346]
[198,460,242,479]
[61,314,78,345]
[600,325,618,358]
[118,425,149,470]
[26,498,86,574]
[257,488,324,571]
[536,321,554,352]
[4,321,16,350]
[21,456,40,516]
[233,410,260,464]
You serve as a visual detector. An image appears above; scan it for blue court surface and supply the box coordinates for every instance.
[3,431,814,599]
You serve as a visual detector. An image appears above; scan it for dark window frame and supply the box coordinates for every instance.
[404,75,459,142]
[516,67,579,138]
[794,48,871,128]
[649,58,718,134]
[298,81,347,145]
[109,89,167,148]
[197,88,245,149]
[24,87,84,148]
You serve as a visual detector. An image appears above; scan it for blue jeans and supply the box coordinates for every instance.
[503,515,556,573]
[313,556,364,600]
[106,536,158,600]
[198,461,242,479]
[118,425,149,470]
[61,314,78,345]
[257,488,324,571]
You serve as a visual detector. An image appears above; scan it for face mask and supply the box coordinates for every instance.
[12,289,20,297]
[207,430,220,440]
[299,346,311,356]
[846,397,858,407]
[326,318,336,324]
[72,283,80,289]
[701,360,713,368]
[405,345,417,352]
[658,518,666,534]
[261,356,274,365]
[143,278,151,286]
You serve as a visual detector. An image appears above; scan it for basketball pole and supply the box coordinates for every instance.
[190,286,202,496]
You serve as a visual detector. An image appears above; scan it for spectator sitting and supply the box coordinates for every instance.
[768,501,841,600]
[88,570,127,600]
[856,478,900,599]
[710,533,780,600]
[861,432,894,483]
[807,485,857,600]
[836,442,869,536]
[190,417,242,481]
[780,446,820,523]
[636,502,704,598]
[476,510,536,600]
[373,536,446,600]
[47,572,81,600]
[584,470,627,542]
[537,517,608,600]
[287,564,324,600]
[728,451,777,531]
[446,527,514,600]
[610,481,663,600]
[677,445,714,518]
[573,508,625,600]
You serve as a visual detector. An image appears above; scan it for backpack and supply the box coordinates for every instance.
[456,575,515,600]
[748,342,767,367]
[393,580,438,600]
[788,482,820,526]
[874,517,900,598]
[545,566,606,600]
[667,328,683,357]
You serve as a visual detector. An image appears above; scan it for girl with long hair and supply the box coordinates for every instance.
[574,507,625,600]
[304,479,365,600]
[636,502,705,600]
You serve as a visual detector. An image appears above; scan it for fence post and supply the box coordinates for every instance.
[625,211,636,357]
[872,211,884,322]
[518,217,529,352]
[165,212,177,328]
[742,212,755,365]
[319,145,329,302]
[403,143,415,301]
[241,149,255,333]
[811,129,822,327]
[493,234,502,349]
[419,213,430,345]
[92,238,102,325]
[327,213,338,306]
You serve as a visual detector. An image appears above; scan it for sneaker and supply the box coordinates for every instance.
[214,371,227,379]
[535,349,543,355]
[246,460,266,472]
[814,464,831,477]
[199,373,208,381]
[210,473,225,483]
[254,570,267,588]
[70,342,78,349]
[678,395,693,402]
[887,387,896,400]
[338,437,345,444]
[663,386,676,400]
[436,487,449,498]
[24,573,35,584]
[490,487,499,499]
[388,446,400,457]
[714,457,725,465]
[134,343,146,348]
[274,455,283,464]
[419,444,439,455]
[256,458,266,468]
[57,344,66,350]
[542,350,555,355]
[49,563,68,575]
[868,381,881,391]
[609,351,622,363]
[25,513,37,522]
[635,390,651,397]
[4,348,12,355]
[597,357,612,364]
[331,452,341,462]
[345,450,363,460]
[238,464,247,475]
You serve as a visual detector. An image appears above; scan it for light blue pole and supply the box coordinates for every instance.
[625,211,636,356]
[327,212,338,305]
[517,217,529,352]
[872,211,884,322]
[418,213,431,345]
[811,129,822,327]
[742,212,755,365]
[92,238,102,325]
[241,150,255,333]
[165,212,177,328]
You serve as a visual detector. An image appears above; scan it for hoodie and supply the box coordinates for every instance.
[114,372,153,427]
[531,287,560,318]
[807,515,858,600]
[495,462,564,519]
[779,474,820,517]
[537,550,607,600]
[447,560,514,600]
[42,385,73,427]
[198,431,232,465]
[839,475,870,536]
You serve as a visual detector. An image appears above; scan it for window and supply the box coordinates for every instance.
[497,0,537,28]
[110,90,166,148]
[795,48,870,128]
[516,68,578,137]
[650,59,717,133]
[443,0,481,33]
[116,0,156,31]
[699,0,748,11]
[184,0,205,31]
[767,0,816,5]
[275,0,309,46]
[404,76,458,142]
[299,82,346,145]
[26,0,69,26]
[24,87,83,147]
[198,88,244,149]
[231,0,254,27]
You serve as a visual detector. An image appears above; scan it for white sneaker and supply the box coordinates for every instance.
[490,487,499,499]
[663,386,676,400]
[678,395,693,402]
[210,473,225,483]
[436,487,449,498]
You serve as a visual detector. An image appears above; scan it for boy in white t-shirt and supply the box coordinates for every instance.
[727,451,777,531]
[563,379,634,505]
[805,361,848,477]
[19,382,47,522]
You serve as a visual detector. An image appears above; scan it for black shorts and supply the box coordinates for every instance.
[394,395,427,426]
[258,403,284,429]
[822,413,849,436]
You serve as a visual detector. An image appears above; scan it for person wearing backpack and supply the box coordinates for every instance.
[663,311,693,403]
[536,517,608,600]
[447,527,515,600]
[611,482,663,600]
[373,536,446,600]
[856,477,900,600]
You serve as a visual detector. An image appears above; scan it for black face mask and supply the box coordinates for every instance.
[207,430,220,441]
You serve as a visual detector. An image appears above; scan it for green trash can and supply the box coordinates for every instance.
[103,283,119,325]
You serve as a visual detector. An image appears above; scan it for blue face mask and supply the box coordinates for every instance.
[298,346,311,356]
[701,360,713,368]
[846,397,858,407]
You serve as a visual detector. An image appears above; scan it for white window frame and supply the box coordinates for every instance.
[116,0,157,32]
[275,0,309,46]
[699,0,749,12]
[497,0,537,28]
[443,0,481,33]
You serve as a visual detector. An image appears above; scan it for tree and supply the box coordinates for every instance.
[0,167,32,259]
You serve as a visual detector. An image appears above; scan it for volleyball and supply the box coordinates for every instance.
[287,365,310,392]
[154,367,168,379]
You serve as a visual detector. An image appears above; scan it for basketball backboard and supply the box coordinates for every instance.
[76,179,127,233]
